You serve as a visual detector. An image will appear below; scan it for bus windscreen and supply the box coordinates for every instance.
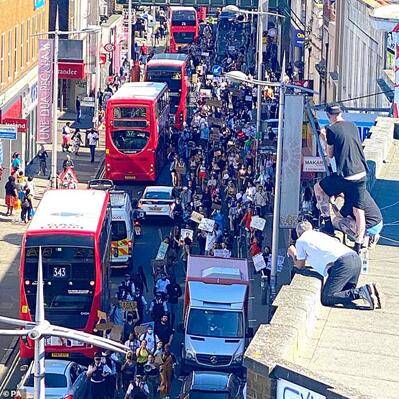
[112,129,150,153]
[171,10,196,26]
[24,245,95,329]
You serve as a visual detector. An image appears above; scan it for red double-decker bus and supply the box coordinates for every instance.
[168,6,199,53]
[20,189,111,360]
[105,82,169,181]
[145,53,189,130]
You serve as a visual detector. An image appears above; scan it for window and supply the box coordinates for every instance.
[31,16,36,60]
[0,34,4,83]
[20,23,24,69]
[26,20,30,65]
[7,30,11,78]
[113,107,147,118]
[14,26,18,74]
[111,221,127,241]
[111,130,150,153]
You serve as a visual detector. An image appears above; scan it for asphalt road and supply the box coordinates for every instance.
[0,164,271,398]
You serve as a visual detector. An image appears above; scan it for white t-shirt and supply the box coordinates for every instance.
[295,230,354,276]
[88,131,99,146]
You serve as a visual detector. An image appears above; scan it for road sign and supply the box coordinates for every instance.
[211,65,222,76]
[104,43,116,52]
[0,124,17,140]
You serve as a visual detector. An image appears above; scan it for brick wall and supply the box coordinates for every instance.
[0,0,49,93]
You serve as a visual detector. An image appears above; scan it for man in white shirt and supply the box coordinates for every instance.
[87,129,99,163]
[287,220,381,310]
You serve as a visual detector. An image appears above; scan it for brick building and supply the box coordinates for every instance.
[0,0,49,181]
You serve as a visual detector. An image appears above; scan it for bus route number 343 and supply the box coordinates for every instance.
[51,265,70,278]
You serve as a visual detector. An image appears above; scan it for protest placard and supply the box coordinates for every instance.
[200,89,212,98]
[250,216,266,231]
[190,211,204,224]
[135,321,155,337]
[206,98,223,108]
[180,228,194,241]
[252,253,267,272]
[120,300,137,311]
[199,218,215,232]
[155,242,169,260]
[210,129,220,142]
[213,248,231,258]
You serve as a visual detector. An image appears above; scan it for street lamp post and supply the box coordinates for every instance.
[128,0,133,65]
[225,69,316,301]
[222,5,283,172]
[0,247,128,399]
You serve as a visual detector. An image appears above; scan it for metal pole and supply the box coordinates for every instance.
[51,12,59,189]
[95,28,102,125]
[270,58,285,300]
[128,0,132,66]
[33,247,45,399]
[255,2,264,172]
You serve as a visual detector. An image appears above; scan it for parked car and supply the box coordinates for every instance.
[15,360,87,399]
[179,371,244,399]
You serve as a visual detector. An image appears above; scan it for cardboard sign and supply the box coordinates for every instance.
[303,156,325,172]
[253,253,267,272]
[208,117,224,127]
[213,248,231,258]
[120,300,137,311]
[206,98,222,108]
[191,211,204,224]
[155,242,169,260]
[135,321,155,337]
[210,129,220,142]
[180,228,194,241]
[200,89,212,98]
[199,218,215,232]
[250,216,266,231]
[206,74,214,80]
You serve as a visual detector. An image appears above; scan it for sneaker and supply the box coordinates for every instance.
[368,233,380,250]
[358,284,375,310]
[372,283,382,309]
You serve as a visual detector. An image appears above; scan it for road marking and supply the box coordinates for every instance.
[0,342,19,396]
[158,228,163,240]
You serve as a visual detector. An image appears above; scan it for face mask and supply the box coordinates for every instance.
[148,329,153,334]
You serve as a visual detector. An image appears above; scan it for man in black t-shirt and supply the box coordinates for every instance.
[331,190,383,248]
[314,103,368,253]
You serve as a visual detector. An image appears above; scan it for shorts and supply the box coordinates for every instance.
[319,174,366,210]
[5,195,16,207]
[367,220,383,236]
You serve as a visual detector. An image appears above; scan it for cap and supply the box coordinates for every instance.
[325,103,341,115]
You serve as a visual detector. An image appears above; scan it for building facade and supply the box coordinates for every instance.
[0,0,49,183]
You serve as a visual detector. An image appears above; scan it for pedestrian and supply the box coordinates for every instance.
[136,339,150,375]
[155,315,174,348]
[149,292,168,323]
[124,331,141,353]
[11,152,21,174]
[62,122,72,152]
[314,103,368,253]
[121,351,136,392]
[87,128,100,163]
[76,96,81,123]
[4,175,18,216]
[287,220,381,309]
[36,145,48,176]
[158,344,175,399]
[20,188,33,223]
[71,128,83,155]
[254,184,268,217]
[124,374,149,399]
[165,276,182,327]
[62,154,74,170]
[86,352,112,399]
[139,325,160,355]
[122,314,140,343]
[144,354,159,398]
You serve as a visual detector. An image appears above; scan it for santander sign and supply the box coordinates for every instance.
[58,62,85,80]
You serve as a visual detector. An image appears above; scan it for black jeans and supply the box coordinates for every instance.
[321,252,361,306]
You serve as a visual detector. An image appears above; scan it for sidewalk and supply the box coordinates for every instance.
[0,117,104,372]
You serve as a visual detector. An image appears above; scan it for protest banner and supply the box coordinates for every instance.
[190,211,204,224]
[205,233,216,251]
[250,216,266,231]
[120,300,137,311]
[266,254,285,272]
[252,253,267,272]
[213,248,231,258]
[199,218,215,232]
[155,242,169,260]
[180,228,194,241]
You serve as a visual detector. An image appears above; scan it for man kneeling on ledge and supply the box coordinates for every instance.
[287,220,381,310]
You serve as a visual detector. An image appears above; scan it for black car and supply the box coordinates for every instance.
[180,371,243,399]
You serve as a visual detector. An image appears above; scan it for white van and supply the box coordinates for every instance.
[110,191,134,268]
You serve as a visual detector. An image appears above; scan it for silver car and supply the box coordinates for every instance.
[15,360,87,399]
